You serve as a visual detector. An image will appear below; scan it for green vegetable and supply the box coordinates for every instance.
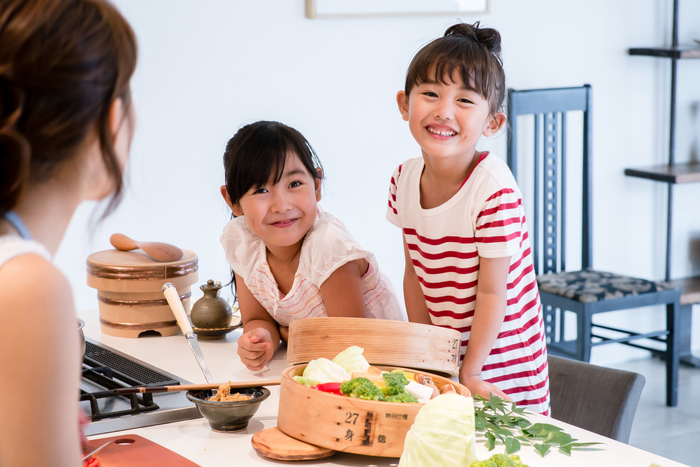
[380,371,409,397]
[300,358,350,384]
[470,453,528,467]
[385,392,418,403]
[331,346,370,374]
[399,394,478,467]
[292,376,321,387]
[340,377,385,401]
[474,395,603,457]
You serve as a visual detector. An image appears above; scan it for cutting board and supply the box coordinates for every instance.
[84,434,199,466]
[251,427,336,461]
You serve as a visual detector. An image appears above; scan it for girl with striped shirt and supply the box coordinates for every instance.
[387,23,549,414]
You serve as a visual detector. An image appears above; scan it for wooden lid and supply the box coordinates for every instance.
[287,317,461,377]
[86,249,198,280]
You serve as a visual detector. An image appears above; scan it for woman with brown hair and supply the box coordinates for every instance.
[0,0,137,464]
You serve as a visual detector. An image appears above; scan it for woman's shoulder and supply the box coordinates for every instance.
[0,236,51,267]
[0,246,71,311]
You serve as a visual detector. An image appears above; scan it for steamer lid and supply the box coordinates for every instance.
[86,249,198,280]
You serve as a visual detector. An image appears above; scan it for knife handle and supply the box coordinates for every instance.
[162,282,193,337]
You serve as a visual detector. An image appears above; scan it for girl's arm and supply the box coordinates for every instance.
[402,237,431,324]
[319,259,368,318]
[0,255,82,467]
[235,272,281,371]
[459,256,512,401]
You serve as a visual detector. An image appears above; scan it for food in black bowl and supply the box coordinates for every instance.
[186,385,270,432]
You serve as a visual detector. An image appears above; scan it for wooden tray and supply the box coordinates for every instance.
[286,317,461,377]
[83,434,199,466]
[252,427,336,461]
[277,364,469,458]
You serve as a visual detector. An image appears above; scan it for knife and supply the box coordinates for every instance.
[162,282,214,383]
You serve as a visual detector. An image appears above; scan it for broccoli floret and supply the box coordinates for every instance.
[470,454,528,467]
[384,392,419,403]
[340,377,385,401]
[381,371,409,396]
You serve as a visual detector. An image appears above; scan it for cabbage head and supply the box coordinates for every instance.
[301,358,350,384]
[399,394,477,467]
[331,346,370,374]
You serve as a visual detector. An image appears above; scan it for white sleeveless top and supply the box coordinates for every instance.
[220,208,404,326]
[0,235,51,268]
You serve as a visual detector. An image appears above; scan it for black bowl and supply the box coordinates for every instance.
[186,387,270,432]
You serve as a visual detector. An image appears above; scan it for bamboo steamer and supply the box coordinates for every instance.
[86,249,198,338]
[287,317,462,377]
[277,364,469,457]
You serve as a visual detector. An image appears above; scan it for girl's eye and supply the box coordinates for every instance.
[289,180,302,188]
[458,98,474,104]
[423,91,438,98]
[252,187,268,195]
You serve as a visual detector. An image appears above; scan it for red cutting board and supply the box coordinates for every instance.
[84,434,199,466]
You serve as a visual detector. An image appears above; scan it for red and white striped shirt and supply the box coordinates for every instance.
[386,153,549,414]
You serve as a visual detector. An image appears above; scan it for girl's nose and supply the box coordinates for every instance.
[270,192,292,213]
[435,98,453,120]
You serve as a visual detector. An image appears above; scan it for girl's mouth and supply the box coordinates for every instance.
[271,218,297,228]
[426,125,457,139]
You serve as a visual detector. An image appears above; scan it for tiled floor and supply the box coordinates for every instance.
[608,356,700,467]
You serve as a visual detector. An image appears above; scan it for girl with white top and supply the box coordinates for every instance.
[220,121,403,371]
[0,0,137,465]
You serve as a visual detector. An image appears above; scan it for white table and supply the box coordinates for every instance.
[79,309,689,467]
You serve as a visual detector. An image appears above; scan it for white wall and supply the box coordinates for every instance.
[56,0,700,365]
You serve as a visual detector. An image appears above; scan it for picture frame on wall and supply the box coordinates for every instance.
[306,0,489,19]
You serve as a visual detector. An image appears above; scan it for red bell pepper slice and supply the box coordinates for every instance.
[84,457,100,467]
[312,382,343,395]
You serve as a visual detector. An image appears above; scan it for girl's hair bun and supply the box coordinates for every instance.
[444,21,501,54]
[0,73,31,215]
[0,128,31,215]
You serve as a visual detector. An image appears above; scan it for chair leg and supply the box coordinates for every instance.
[666,299,680,407]
[577,309,593,362]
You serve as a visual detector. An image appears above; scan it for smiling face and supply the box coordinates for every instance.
[397,73,504,164]
[228,152,322,253]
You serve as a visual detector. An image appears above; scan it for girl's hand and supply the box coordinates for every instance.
[237,328,273,371]
[461,374,512,401]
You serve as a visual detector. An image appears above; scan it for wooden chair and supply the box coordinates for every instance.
[548,355,645,443]
[506,85,681,406]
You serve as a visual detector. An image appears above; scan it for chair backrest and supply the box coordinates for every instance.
[547,355,645,443]
[506,85,593,274]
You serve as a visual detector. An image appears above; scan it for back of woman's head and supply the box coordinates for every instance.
[0,0,137,216]
[404,22,505,116]
[223,121,323,208]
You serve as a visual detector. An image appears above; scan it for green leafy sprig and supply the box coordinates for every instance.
[473,395,603,457]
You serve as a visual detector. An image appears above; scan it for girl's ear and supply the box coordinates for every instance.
[314,168,323,202]
[396,91,409,122]
[483,112,506,137]
[220,185,243,216]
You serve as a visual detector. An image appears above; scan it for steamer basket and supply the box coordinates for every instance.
[277,364,469,458]
[287,317,461,377]
[86,249,198,338]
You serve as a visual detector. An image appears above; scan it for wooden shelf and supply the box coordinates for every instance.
[624,162,700,184]
[670,275,700,306]
[629,46,700,59]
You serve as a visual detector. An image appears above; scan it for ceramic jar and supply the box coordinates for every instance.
[190,280,232,329]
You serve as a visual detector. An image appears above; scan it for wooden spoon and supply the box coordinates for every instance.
[110,233,184,262]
